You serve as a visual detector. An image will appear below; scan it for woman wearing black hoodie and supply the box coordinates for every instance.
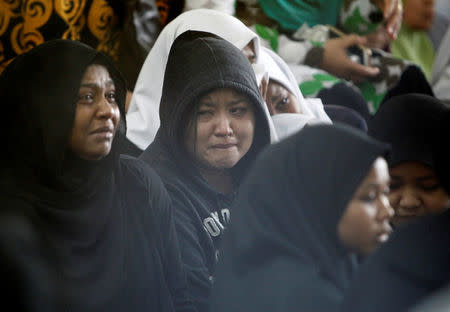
[140,31,271,312]
[210,124,393,312]
[0,40,195,312]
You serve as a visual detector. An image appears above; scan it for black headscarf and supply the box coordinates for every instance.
[0,39,130,308]
[369,93,449,169]
[210,124,390,312]
[143,30,270,185]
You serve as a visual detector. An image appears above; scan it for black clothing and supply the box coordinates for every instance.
[210,124,389,312]
[381,65,435,105]
[140,31,271,312]
[341,210,450,312]
[369,93,449,169]
[318,82,371,122]
[433,111,450,193]
[324,104,368,132]
[0,39,194,312]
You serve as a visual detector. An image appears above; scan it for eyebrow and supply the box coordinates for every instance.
[270,88,288,102]
[80,80,115,88]
[390,175,436,182]
[416,175,437,182]
[199,98,248,107]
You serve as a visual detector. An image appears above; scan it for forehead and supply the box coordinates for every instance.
[268,80,289,94]
[363,157,390,184]
[390,161,436,178]
[80,64,113,84]
[199,88,248,103]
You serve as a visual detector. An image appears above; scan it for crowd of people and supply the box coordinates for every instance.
[0,1,449,311]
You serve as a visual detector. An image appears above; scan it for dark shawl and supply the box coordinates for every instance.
[210,124,390,312]
[0,39,194,312]
[140,31,271,312]
[369,93,449,169]
[340,209,450,312]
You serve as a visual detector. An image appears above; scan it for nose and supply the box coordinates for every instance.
[96,96,114,119]
[377,195,395,221]
[214,114,233,137]
[398,187,422,215]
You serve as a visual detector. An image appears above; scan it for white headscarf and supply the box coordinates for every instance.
[271,113,323,140]
[127,9,275,149]
[258,47,331,123]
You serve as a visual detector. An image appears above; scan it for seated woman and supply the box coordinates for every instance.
[341,111,450,312]
[139,32,271,312]
[369,93,450,226]
[0,40,195,312]
[210,124,393,312]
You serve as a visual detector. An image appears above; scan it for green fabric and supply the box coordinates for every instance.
[254,24,279,52]
[299,73,341,96]
[391,25,435,80]
[258,0,343,31]
[341,6,379,35]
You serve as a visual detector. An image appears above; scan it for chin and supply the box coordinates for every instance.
[85,147,112,161]
[212,157,241,169]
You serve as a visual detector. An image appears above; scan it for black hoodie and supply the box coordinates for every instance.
[210,124,389,312]
[140,31,271,312]
[0,40,195,312]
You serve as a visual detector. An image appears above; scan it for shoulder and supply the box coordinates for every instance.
[118,155,168,200]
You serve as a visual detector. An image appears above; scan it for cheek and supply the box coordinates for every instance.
[238,118,255,142]
[388,190,401,207]
[289,96,302,114]
[423,191,450,213]
[112,107,120,129]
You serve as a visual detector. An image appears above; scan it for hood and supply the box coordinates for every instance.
[369,93,449,169]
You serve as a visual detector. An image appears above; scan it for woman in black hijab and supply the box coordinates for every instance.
[140,31,271,312]
[210,124,393,312]
[0,40,195,312]
[369,94,450,226]
[339,105,450,312]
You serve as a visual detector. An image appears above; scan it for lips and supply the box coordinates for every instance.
[376,225,392,243]
[90,126,114,140]
[211,143,237,149]
[90,126,114,135]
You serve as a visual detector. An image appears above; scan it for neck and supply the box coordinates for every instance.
[198,167,233,194]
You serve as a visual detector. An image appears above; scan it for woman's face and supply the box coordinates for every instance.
[185,88,255,171]
[266,80,301,115]
[68,64,120,160]
[338,157,394,256]
[389,161,450,226]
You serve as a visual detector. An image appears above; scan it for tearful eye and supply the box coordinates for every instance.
[419,183,440,192]
[106,91,116,103]
[78,93,94,103]
[276,97,289,111]
[230,107,248,115]
[359,192,377,203]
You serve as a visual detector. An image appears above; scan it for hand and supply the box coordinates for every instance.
[404,0,435,30]
[372,0,403,39]
[322,35,380,84]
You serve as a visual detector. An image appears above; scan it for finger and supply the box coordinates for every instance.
[340,35,366,48]
[384,0,397,19]
[346,61,380,81]
[385,1,402,39]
